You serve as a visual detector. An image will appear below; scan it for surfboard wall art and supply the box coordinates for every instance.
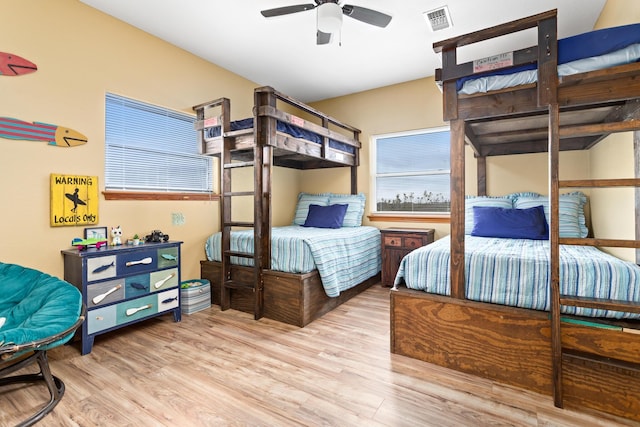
[0,52,37,76]
[50,174,99,226]
[0,117,87,147]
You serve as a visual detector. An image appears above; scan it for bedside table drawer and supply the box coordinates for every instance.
[384,236,403,247]
[404,237,424,250]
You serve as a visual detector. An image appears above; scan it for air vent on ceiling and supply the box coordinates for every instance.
[424,6,453,31]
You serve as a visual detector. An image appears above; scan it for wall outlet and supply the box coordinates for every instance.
[172,212,185,226]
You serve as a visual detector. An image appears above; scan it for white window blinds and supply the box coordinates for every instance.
[105,93,213,193]
[372,127,451,213]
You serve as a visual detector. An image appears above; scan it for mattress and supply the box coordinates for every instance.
[394,235,640,319]
[206,225,381,297]
[458,23,640,95]
[205,117,355,154]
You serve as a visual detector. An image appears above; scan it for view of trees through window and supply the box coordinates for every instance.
[373,127,450,213]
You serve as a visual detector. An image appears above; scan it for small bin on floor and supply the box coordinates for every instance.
[180,279,211,315]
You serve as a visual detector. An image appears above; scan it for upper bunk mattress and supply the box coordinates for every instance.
[205,117,355,154]
[206,225,381,297]
[394,235,640,319]
[458,23,640,95]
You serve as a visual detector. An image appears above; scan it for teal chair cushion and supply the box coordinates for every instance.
[0,262,82,351]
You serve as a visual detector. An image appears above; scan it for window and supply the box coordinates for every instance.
[372,127,450,214]
[105,93,213,195]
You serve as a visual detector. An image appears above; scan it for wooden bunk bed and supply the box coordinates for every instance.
[195,86,380,327]
[390,10,640,421]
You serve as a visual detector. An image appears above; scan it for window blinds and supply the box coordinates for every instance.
[105,93,213,193]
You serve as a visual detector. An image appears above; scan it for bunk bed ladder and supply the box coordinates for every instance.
[219,118,265,321]
[192,96,264,320]
[550,127,640,409]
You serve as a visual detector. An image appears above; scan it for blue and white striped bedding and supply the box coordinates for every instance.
[394,235,640,319]
[459,23,640,95]
[206,226,381,297]
[460,44,640,94]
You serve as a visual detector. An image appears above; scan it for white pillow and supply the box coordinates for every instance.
[465,196,513,234]
[328,193,366,227]
[513,192,588,238]
[293,193,330,225]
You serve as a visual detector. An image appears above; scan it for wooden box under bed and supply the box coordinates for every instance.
[391,288,640,421]
[201,260,379,327]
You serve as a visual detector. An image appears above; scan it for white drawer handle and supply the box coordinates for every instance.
[126,304,152,316]
[92,284,122,305]
[154,273,175,289]
[126,257,152,267]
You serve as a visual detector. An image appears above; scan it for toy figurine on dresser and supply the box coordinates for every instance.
[111,225,123,246]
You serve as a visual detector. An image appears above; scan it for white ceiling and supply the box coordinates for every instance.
[79,0,607,103]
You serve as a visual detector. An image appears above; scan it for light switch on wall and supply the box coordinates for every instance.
[172,212,185,226]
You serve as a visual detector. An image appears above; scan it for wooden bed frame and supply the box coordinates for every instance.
[201,261,379,327]
[391,10,640,422]
[195,87,379,327]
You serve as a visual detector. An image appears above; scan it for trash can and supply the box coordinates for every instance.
[180,279,211,315]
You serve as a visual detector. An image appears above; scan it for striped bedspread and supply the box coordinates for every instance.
[206,226,381,297]
[394,235,640,319]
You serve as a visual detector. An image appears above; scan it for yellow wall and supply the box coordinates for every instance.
[310,77,450,236]
[595,0,640,26]
[0,0,301,279]
[590,0,640,259]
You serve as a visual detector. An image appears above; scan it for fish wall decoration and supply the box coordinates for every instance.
[0,117,87,147]
[0,52,37,76]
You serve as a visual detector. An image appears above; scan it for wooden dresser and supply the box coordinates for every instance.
[380,228,435,287]
[61,241,182,355]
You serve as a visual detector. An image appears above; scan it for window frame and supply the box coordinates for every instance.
[369,126,451,222]
[103,93,215,201]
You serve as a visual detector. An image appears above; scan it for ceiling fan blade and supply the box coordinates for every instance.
[317,30,331,45]
[261,4,316,18]
[342,5,392,28]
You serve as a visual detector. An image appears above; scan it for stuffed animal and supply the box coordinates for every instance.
[111,225,123,246]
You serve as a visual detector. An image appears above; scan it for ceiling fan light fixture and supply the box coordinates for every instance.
[317,3,343,33]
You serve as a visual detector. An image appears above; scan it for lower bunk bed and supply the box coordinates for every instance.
[391,232,640,421]
[201,210,382,327]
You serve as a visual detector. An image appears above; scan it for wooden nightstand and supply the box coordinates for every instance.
[380,228,435,287]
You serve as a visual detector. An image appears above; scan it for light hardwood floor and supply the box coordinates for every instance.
[1,285,638,426]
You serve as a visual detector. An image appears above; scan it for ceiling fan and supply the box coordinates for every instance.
[261,1,392,45]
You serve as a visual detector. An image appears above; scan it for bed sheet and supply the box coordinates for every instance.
[458,23,640,94]
[394,235,640,319]
[206,225,381,297]
[205,117,355,154]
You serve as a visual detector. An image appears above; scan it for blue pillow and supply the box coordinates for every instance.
[465,196,513,234]
[471,205,549,240]
[303,204,348,229]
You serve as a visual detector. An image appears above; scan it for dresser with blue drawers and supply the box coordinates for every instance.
[61,241,182,355]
